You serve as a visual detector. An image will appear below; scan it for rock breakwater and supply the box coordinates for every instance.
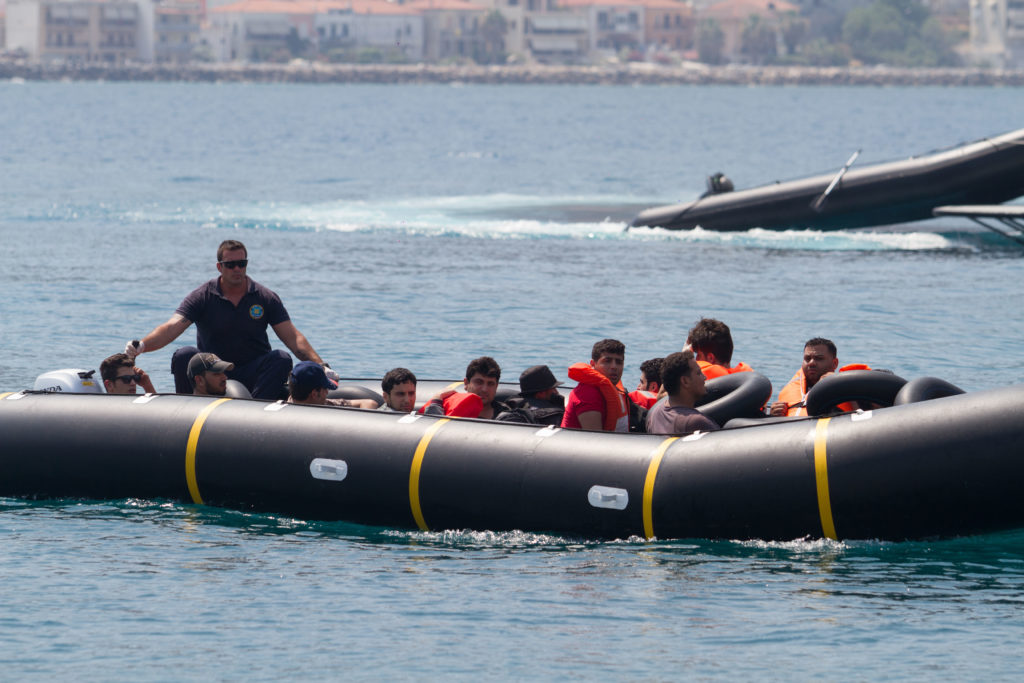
[3,60,1024,86]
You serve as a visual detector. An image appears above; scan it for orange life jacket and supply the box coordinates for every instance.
[416,390,483,418]
[567,362,629,432]
[776,363,870,416]
[628,389,659,410]
[698,360,753,380]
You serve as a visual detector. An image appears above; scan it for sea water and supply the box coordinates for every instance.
[0,81,1023,678]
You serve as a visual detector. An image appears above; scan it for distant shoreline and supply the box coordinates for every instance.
[3,61,1024,86]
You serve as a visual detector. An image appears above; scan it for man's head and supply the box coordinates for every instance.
[188,352,234,396]
[216,240,248,287]
[519,365,562,400]
[288,360,337,405]
[590,339,625,385]
[686,318,733,366]
[638,357,664,393]
[464,356,501,405]
[100,353,140,395]
[381,367,418,412]
[801,337,839,388]
[661,350,707,404]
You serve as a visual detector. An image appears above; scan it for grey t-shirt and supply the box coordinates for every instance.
[646,402,720,436]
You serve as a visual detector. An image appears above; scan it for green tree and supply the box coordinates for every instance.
[780,15,808,56]
[476,10,507,65]
[697,19,725,65]
[741,14,778,64]
[840,0,960,66]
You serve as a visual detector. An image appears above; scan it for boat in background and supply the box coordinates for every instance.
[631,128,1024,233]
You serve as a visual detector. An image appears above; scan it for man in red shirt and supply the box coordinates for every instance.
[561,339,629,432]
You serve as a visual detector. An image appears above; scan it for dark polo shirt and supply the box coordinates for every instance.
[176,277,290,367]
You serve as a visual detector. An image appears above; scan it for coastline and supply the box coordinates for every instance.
[3,60,1024,86]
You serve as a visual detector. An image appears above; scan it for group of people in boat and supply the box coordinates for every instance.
[101,239,864,437]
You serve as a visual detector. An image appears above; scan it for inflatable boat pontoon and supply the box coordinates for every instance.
[631,128,1024,232]
[2,373,1023,542]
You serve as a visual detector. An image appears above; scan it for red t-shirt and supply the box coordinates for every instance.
[561,383,607,429]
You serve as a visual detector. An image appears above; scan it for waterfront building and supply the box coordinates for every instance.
[207,0,311,61]
[523,9,588,62]
[314,0,424,62]
[403,0,487,62]
[154,0,201,62]
[559,0,645,55]
[699,0,797,63]
[970,0,1024,67]
[640,0,693,54]
[6,0,154,61]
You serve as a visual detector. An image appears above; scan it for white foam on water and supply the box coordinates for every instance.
[128,195,964,252]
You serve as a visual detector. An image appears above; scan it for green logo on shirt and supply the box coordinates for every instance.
[249,304,264,320]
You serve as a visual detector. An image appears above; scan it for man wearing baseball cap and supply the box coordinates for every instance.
[188,352,234,396]
[287,361,377,408]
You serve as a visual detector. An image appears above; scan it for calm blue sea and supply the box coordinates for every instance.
[1,81,1023,678]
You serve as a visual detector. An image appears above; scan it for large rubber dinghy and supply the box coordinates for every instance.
[631,128,1024,232]
[1,378,1023,542]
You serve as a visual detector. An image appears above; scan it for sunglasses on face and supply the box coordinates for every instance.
[219,259,248,269]
[114,374,141,384]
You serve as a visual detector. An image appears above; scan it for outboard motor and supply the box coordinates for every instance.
[33,369,105,394]
[700,172,735,198]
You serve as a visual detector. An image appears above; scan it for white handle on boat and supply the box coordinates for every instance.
[811,149,861,212]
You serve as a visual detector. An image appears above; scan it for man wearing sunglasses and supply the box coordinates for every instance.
[123,239,331,400]
[100,353,157,395]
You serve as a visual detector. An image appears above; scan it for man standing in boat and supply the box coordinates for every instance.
[123,240,334,400]
[561,339,630,432]
[685,318,754,380]
[645,351,719,436]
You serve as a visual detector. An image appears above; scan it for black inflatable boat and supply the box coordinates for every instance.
[631,128,1024,232]
[2,372,1023,542]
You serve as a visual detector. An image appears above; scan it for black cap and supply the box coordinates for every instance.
[519,365,562,395]
[187,352,234,380]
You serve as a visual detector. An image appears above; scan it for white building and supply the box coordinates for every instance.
[971,0,1024,66]
[314,1,424,61]
[6,0,154,61]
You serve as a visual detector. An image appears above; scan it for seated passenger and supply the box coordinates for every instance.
[288,361,378,408]
[100,353,157,394]
[379,367,418,412]
[188,352,234,397]
[501,365,565,426]
[686,318,753,380]
[628,357,663,409]
[770,337,860,417]
[561,339,630,432]
[646,351,720,436]
[423,356,511,420]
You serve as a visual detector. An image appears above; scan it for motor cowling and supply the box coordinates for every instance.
[33,369,105,394]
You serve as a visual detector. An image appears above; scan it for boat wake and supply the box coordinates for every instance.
[23,192,996,252]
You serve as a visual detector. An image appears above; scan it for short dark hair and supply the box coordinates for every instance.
[661,350,696,395]
[382,367,417,393]
[686,318,733,364]
[100,353,134,382]
[804,337,837,357]
[288,377,315,402]
[591,339,625,361]
[466,356,501,381]
[217,239,247,262]
[640,358,664,386]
